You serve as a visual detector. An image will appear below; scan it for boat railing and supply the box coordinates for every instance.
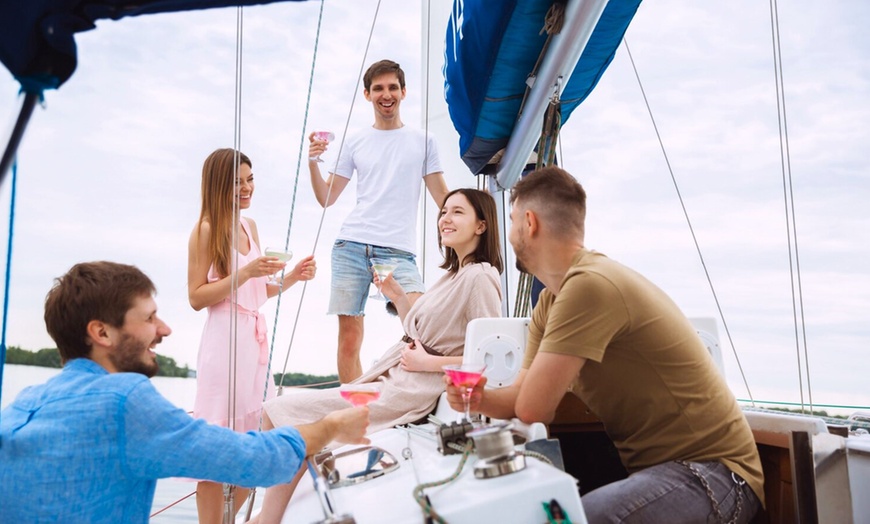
[742,405,870,435]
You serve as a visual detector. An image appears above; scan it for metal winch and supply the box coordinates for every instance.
[468,423,526,479]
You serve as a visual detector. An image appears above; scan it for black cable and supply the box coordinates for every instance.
[0,93,39,186]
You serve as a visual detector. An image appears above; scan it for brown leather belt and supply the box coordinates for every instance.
[401,335,441,356]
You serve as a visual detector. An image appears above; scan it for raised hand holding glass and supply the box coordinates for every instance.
[309,131,335,162]
[369,257,399,301]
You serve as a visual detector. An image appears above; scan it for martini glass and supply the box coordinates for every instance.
[264,247,293,286]
[443,363,487,424]
[309,130,335,162]
[369,257,399,301]
[339,383,382,407]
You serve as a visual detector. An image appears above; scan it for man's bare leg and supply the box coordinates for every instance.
[196,481,251,524]
[253,468,305,524]
[337,315,364,382]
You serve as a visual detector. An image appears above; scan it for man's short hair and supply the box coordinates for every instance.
[363,59,406,91]
[510,166,586,238]
[44,262,156,363]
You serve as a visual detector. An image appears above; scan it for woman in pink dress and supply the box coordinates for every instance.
[187,148,316,523]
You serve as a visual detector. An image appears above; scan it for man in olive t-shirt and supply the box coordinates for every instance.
[445,167,764,523]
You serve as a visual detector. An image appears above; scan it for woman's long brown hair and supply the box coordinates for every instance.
[197,148,251,278]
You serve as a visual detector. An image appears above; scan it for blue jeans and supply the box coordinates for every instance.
[582,460,760,523]
[328,239,425,316]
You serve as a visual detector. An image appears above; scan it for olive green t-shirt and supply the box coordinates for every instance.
[523,249,764,504]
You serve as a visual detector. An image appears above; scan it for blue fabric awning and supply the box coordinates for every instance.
[444,0,642,175]
[0,0,308,90]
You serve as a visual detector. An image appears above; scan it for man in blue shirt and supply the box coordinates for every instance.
[0,261,370,523]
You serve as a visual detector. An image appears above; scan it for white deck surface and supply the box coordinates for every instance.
[282,427,586,523]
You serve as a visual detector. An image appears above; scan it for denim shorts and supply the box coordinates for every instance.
[328,239,425,316]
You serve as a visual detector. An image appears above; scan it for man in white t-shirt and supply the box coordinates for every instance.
[309,59,449,382]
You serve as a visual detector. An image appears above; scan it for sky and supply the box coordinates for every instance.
[1,0,868,413]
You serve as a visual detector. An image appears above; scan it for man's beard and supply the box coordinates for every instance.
[513,240,530,274]
[110,332,160,377]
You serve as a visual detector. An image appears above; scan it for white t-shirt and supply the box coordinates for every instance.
[333,126,442,254]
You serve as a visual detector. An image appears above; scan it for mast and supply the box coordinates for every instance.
[493,0,609,192]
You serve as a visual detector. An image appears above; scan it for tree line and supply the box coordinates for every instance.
[5,346,192,378]
[4,346,339,387]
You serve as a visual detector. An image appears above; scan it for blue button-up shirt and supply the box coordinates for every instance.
[0,359,307,523]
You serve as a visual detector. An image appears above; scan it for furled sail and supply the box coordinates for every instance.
[444,0,642,175]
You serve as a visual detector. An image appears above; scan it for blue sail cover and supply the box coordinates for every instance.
[0,0,308,90]
[444,0,642,175]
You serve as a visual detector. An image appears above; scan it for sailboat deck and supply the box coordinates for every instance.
[282,426,585,523]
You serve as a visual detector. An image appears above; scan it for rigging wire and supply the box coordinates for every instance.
[421,0,433,284]
[219,7,246,522]
[622,38,755,406]
[768,0,812,414]
[228,2,245,438]
[275,0,384,389]
[265,0,327,399]
[0,159,18,437]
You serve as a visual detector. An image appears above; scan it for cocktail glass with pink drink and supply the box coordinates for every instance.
[443,363,487,423]
[309,130,335,162]
[339,383,382,407]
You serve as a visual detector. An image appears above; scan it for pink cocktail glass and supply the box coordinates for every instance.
[443,363,487,423]
[309,131,335,162]
[339,383,381,407]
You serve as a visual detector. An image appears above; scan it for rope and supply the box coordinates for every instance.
[519,449,553,466]
[149,490,196,518]
[622,38,756,406]
[265,0,327,405]
[535,90,561,169]
[540,1,566,35]
[412,440,474,523]
[276,0,384,390]
[282,379,340,389]
[513,273,533,318]
[513,3,563,129]
[509,5,568,317]
[0,159,18,434]
[514,86,562,318]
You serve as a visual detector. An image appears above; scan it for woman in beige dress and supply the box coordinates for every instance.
[253,188,503,524]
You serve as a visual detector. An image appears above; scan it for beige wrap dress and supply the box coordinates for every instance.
[263,262,501,433]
